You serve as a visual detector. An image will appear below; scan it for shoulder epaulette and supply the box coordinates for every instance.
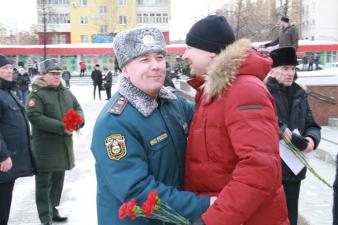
[109,96,128,115]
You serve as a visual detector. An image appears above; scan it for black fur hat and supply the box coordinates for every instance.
[270,47,298,68]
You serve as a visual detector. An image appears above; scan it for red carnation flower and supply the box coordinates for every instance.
[62,109,83,131]
[119,203,128,220]
[126,199,138,220]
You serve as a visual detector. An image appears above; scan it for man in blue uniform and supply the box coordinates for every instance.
[0,55,35,225]
[91,27,212,225]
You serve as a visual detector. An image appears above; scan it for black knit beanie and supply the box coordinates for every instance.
[0,55,11,68]
[270,47,298,68]
[186,15,235,54]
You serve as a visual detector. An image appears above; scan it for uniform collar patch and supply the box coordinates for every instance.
[109,96,128,115]
[104,134,127,160]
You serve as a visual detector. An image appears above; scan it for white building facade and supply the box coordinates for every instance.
[301,0,338,41]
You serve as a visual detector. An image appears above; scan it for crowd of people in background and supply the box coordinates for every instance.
[301,53,321,71]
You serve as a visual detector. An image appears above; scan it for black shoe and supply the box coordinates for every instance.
[52,214,68,222]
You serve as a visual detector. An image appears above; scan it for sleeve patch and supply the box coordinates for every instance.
[28,99,36,108]
[239,104,263,110]
[104,134,127,160]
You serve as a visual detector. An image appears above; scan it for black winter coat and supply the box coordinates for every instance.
[104,71,112,88]
[91,69,102,85]
[16,73,31,91]
[266,77,321,181]
[0,78,35,183]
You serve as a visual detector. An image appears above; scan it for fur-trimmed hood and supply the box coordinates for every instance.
[203,38,272,100]
[31,75,65,89]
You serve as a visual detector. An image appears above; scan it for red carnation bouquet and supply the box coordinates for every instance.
[62,109,84,131]
[119,190,191,225]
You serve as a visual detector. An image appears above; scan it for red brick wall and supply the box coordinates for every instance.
[307,85,338,126]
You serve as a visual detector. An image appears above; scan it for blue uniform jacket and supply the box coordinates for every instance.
[91,77,210,225]
[0,78,35,183]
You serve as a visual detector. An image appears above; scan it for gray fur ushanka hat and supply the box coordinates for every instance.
[39,58,62,74]
[113,27,166,68]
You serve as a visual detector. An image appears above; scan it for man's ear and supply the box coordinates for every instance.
[269,68,277,78]
[209,52,217,59]
[121,67,129,79]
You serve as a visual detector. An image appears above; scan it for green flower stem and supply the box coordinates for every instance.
[280,130,332,189]
[154,203,190,225]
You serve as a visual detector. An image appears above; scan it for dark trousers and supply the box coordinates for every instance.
[80,69,85,77]
[35,171,65,224]
[283,180,301,225]
[106,87,111,100]
[333,155,338,225]
[93,84,101,100]
[0,181,15,225]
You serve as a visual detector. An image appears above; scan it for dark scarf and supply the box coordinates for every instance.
[0,77,15,90]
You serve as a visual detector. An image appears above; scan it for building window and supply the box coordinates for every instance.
[80,35,88,43]
[156,13,162,23]
[163,13,168,23]
[80,16,88,25]
[52,34,66,44]
[136,12,169,24]
[39,0,69,4]
[155,0,168,4]
[137,14,142,23]
[80,0,87,6]
[143,13,148,23]
[119,16,127,25]
[100,25,108,33]
[149,13,155,24]
[118,0,127,6]
[100,5,107,14]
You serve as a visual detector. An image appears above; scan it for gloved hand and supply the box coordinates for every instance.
[192,217,205,225]
[291,133,309,151]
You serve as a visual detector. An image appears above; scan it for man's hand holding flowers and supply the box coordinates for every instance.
[62,109,84,135]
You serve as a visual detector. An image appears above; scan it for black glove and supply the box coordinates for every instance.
[291,133,309,151]
[192,217,205,225]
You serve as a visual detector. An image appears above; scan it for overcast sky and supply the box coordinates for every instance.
[0,0,226,40]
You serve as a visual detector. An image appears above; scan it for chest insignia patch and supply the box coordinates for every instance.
[104,134,127,160]
[149,132,168,146]
[28,99,36,108]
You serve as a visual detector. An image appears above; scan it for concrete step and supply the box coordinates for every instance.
[314,126,338,166]
[329,118,338,127]
[298,157,335,225]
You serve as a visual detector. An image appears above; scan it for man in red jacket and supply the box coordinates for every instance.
[183,15,289,225]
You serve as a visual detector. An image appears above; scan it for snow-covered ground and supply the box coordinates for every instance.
[297,68,338,86]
